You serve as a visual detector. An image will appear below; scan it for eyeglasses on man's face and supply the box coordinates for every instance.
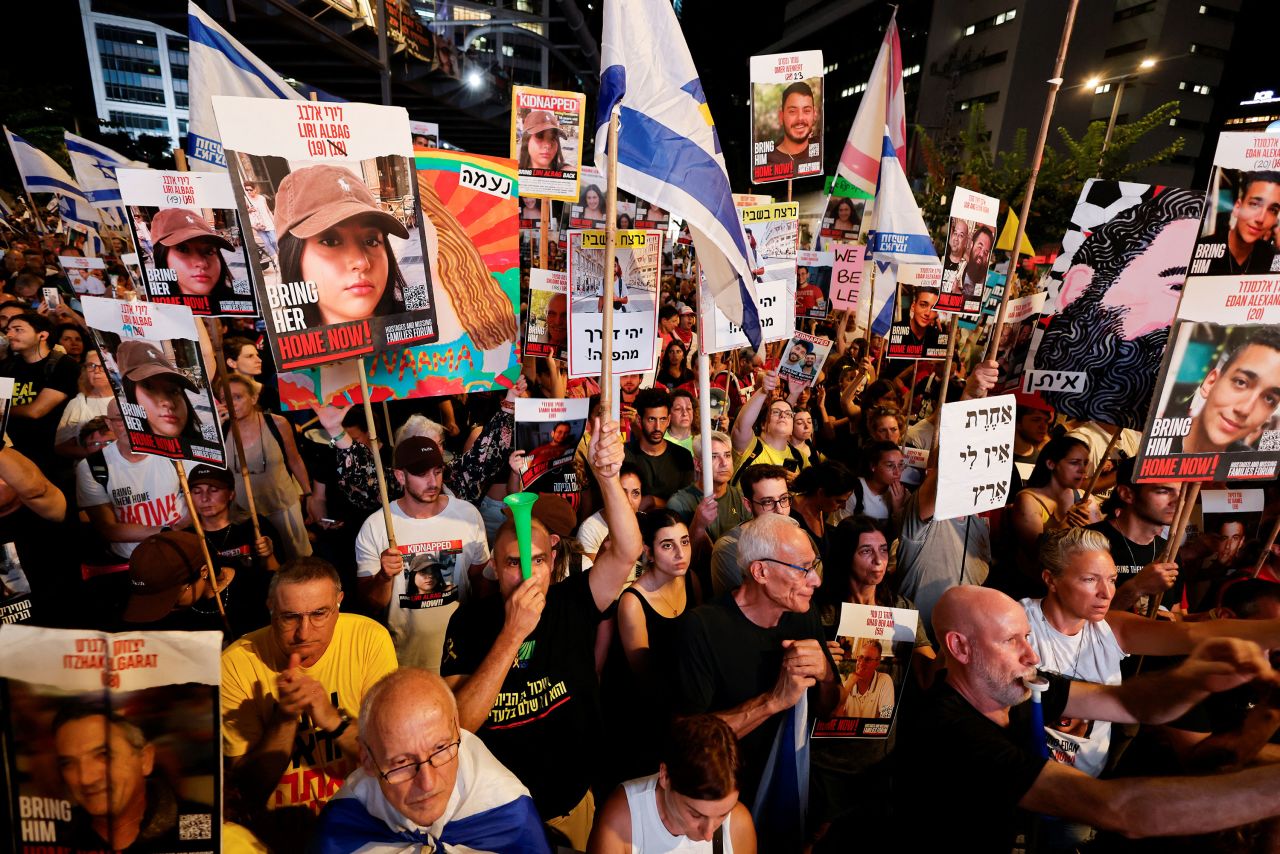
[273,606,337,630]
[759,556,823,579]
[751,493,794,511]
[364,733,461,785]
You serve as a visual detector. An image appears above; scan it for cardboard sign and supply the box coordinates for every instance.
[510,86,585,201]
[749,51,824,184]
[936,393,1016,520]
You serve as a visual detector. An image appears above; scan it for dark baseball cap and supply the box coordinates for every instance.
[123,531,205,623]
[394,437,445,475]
[188,464,234,489]
[273,164,410,241]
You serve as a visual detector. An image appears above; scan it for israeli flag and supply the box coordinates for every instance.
[64,132,146,208]
[834,15,907,200]
[596,0,761,348]
[868,131,939,335]
[187,1,304,170]
[4,127,88,199]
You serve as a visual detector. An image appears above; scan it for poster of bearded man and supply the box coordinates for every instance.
[1021,182,1203,429]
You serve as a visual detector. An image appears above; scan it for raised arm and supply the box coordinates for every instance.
[0,445,65,521]
[731,371,775,454]
[588,417,643,612]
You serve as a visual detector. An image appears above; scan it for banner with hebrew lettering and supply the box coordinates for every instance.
[1021,180,1202,429]
[566,229,661,379]
[936,393,1016,520]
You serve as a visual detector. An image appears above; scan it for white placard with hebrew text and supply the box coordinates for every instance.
[936,393,1016,521]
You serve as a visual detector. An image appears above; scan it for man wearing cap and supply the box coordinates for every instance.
[119,530,231,632]
[189,463,282,637]
[355,437,489,673]
[1,311,79,476]
[674,303,697,351]
[77,399,193,561]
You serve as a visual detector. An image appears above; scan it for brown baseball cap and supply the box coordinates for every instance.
[149,208,234,252]
[123,531,206,623]
[394,436,445,475]
[522,110,567,138]
[272,164,410,240]
[116,340,198,393]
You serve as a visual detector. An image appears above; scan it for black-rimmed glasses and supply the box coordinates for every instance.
[364,734,461,784]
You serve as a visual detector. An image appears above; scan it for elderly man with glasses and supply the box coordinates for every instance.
[311,667,548,854]
[221,557,397,847]
[674,512,838,850]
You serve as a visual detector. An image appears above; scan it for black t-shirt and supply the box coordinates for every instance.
[894,671,1071,851]
[624,440,694,501]
[2,350,79,472]
[204,515,283,639]
[441,571,605,819]
[1087,520,1176,612]
[672,592,833,804]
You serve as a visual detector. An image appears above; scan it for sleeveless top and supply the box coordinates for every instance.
[227,413,300,514]
[623,773,734,852]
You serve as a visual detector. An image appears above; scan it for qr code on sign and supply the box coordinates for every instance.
[1259,431,1280,452]
[179,813,212,840]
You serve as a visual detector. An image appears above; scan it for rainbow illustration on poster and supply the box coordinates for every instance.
[278,149,522,408]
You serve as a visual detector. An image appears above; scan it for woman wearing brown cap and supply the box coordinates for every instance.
[518,110,567,172]
[274,163,412,328]
[149,208,236,303]
[116,339,206,443]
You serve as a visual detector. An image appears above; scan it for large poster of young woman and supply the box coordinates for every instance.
[117,168,259,317]
[510,86,585,202]
[212,96,439,370]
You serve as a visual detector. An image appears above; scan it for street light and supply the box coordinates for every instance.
[1084,57,1158,175]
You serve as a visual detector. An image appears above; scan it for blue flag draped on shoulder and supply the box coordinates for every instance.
[596,0,761,349]
[63,132,146,208]
[187,1,305,171]
[868,130,939,335]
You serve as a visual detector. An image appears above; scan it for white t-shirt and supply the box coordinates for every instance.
[1067,423,1141,484]
[577,510,609,569]
[75,444,194,558]
[1022,597,1127,778]
[355,497,489,672]
[56,393,110,445]
[623,773,738,853]
[846,477,890,521]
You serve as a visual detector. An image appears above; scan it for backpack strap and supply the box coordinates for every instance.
[730,438,767,487]
[713,824,724,854]
[87,448,109,489]
[222,412,287,457]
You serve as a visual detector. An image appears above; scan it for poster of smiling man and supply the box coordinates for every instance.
[1022,181,1203,429]
[750,51,824,184]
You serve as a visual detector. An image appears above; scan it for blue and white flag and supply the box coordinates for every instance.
[186,1,304,171]
[596,0,761,348]
[64,132,146,208]
[4,127,88,199]
[868,131,939,335]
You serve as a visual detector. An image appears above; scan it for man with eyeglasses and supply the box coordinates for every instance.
[312,668,547,854]
[711,464,793,596]
[730,370,807,480]
[674,512,838,849]
[221,557,397,845]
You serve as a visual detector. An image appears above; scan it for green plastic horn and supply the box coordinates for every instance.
[503,492,539,579]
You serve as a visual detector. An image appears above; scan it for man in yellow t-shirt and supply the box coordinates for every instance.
[729,370,806,484]
[221,557,396,844]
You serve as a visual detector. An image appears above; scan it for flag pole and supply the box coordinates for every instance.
[696,258,713,499]
[539,200,550,271]
[174,461,231,633]
[357,357,397,550]
[206,319,262,542]
[926,315,960,470]
[984,0,1079,362]
[600,106,621,418]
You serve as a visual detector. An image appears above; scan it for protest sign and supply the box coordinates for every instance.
[409,120,440,148]
[741,201,799,285]
[795,249,834,320]
[117,168,259,317]
[1022,180,1202,428]
[526,268,569,361]
[1196,487,1266,575]
[519,196,544,229]
[829,241,864,310]
[819,195,866,243]
[937,188,998,315]
[777,331,832,391]
[567,229,662,379]
[635,197,670,231]
[993,290,1047,393]
[570,165,608,229]
[936,393,1016,520]
[275,150,521,407]
[510,86,585,201]
[0,379,30,626]
[0,625,221,853]
[515,398,589,505]
[82,296,226,466]
[1134,133,1280,484]
[58,255,107,296]
[702,275,794,353]
[885,263,946,359]
[213,96,439,370]
[749,51,824,184]
[813,601,918,739]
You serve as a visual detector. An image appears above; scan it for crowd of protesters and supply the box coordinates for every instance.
[5,210,1280,854]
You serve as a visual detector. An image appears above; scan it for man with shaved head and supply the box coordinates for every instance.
[441,417,641,849]
[311,668,548,853]
[896,585,1280,849]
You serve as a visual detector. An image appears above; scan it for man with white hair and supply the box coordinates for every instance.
[673,512,838,846]
[895,585,1280,850]
[311,668,548,853]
